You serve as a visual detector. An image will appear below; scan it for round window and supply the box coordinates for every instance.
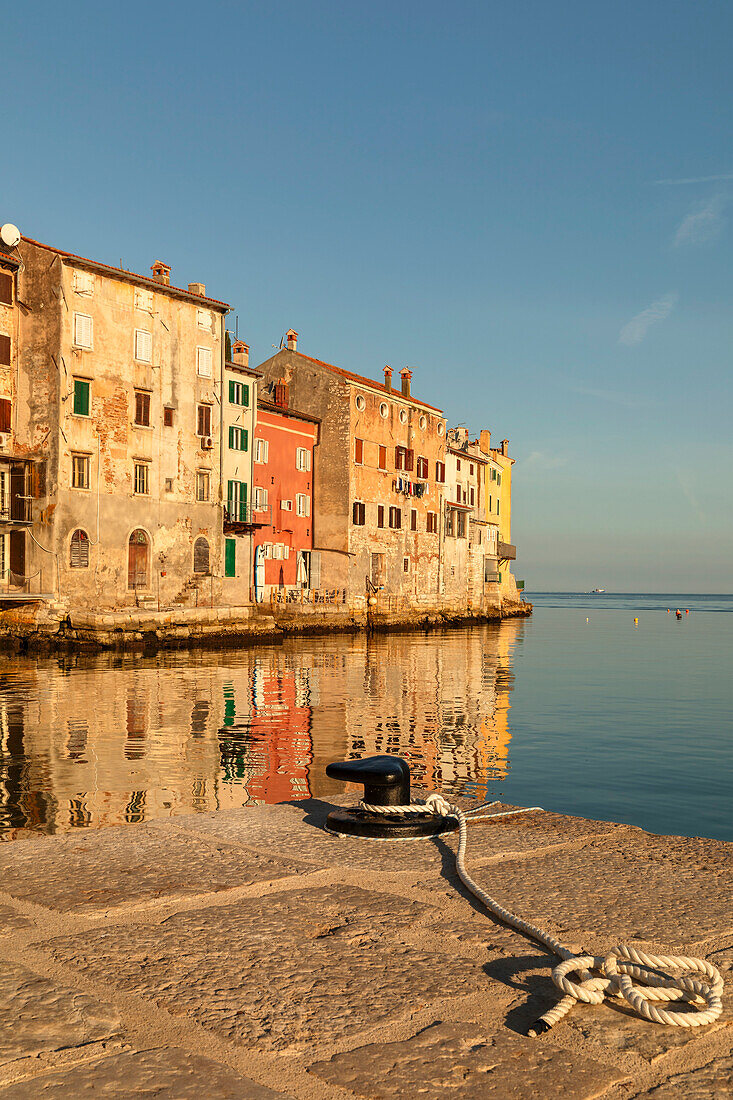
[379,402,389,418]
[355,394,365,411]
[437,422,445,436]
[419,415,427,430]
[399,409,408,424]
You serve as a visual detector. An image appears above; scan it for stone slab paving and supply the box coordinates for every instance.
[309,1020,627,1098]
[0,962,123,1067]
[0,1048,292,1099]
[0,819,306,913]
[0,799,731,1098]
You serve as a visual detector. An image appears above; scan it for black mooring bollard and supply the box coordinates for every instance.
[325,755,458,838]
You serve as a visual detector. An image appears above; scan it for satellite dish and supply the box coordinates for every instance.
[0,224,21,248]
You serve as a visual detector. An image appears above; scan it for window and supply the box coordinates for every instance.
[497,498,500,515]
[70,529,89,568]
[399,408,407,424]
[416,456,428,479]
[73,271,94,296]
[379,402,389,418]
[470,464,474,475]
[403,557,409,572]
[497,472,502,486]
[419,415,427,430]
[196,346,212,378]
[254,438,269,464]
[0,398,10,433]
[395,446,406,471]
[229,425,248,451]
[378,445,387,470]
[490,467,497,482]
[0,271,13,305]
[0,334,9,366]
[470,486,475,506]
[72,379,90,416]
[389,506,401,529]
[456,511,466,537]
[254,486,269,512]
[354,438,364,465]
[228,380,249,406]
[377,505,385,528]
[71,453,90,489]
[355,394,365,411]
[281,499,293,511]
[196,470,210,502]
[134,391,151,426]
[410,509,417,531]
[164,406,174,427]
[437,422,445,436]
[165,477,174,492]
[489,494,492,512]
[73,312,93,349]
[225,538,236,578]
[296,493,310,517]
[193,537,210,574]
[134,462,150,495]
[134,329,152,363]
[456,459,461,471]
[427,511,438,533]
[445,510,455,537]
[352,501,365,525]
[435,461,446,483]
[196,308,211,330]
[134,288,153,312]
[197,404,212,437]
[296,447,311,471]
[228,480,248,520]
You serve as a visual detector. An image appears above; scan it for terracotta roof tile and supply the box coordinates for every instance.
[20,236,231,311]
[294,352,444,415]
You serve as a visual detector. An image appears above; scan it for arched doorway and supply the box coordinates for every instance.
[193,537,210,575]
[128,529,149,590]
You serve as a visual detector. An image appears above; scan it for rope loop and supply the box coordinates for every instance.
[350,796,725,1035]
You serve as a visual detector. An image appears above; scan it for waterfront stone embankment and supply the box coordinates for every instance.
[0,791,730,1097]
[0,599,531,650]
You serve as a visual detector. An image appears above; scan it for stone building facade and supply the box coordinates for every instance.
[8,235,229,610]
[254,334,448,606]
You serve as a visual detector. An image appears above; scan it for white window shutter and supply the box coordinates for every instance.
[135,329,152,362]
[197,347,212,377]
[74,313,93,349]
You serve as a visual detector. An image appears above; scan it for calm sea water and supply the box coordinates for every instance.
[1,594,731,841]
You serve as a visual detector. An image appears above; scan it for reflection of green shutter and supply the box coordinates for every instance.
[223,684,236,726]
[225,538,236,577]
[73,379,89,416]
[229,380,235,403]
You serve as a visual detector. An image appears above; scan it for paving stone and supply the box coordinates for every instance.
[45,886,487,1052]
[0,904,34,934]
[308,1019,627,1098]
[637,1050,733,1099]
[0,962,122,1067]
[0,1047,291,1099]
[0,821,305,913]
[463,832,733,953]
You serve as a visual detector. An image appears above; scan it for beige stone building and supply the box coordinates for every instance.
[1,233,230,610]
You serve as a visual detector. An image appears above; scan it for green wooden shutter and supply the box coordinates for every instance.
[225,538,236,577]
[228,425,235,449]
[243,429,249,451]
[243,383,249,407]
[73,379,90,416]
[229,380,235,404]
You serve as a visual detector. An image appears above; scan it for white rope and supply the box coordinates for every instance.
[356,794,724,1034]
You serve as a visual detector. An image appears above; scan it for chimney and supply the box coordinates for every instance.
[274,382,290,409]
[480,429,491,454]
[232,340,249,368]
[399,367,412,397]
[188,281,206,296]
[383,365,393,391]
[500,438,509,457]
[286,329,298,352]
[151,261,171,286]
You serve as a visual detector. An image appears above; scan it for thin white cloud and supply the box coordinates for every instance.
[618,293,678,347]
[522,451,566,472]
[568,384,646,409]
[654,172,733,186]
[673,194,726,247]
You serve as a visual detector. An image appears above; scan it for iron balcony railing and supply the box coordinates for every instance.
[0,497,32,524]
[498,540,516,560]
[224,502,272,528]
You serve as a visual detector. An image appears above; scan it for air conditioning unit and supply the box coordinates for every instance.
[201,436,213,450]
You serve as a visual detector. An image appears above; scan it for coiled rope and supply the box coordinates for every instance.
[358,794,724,1035]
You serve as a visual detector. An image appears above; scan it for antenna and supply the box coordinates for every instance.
[0,224,21,248]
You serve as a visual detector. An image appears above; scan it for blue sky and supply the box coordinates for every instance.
[4,1,732,590]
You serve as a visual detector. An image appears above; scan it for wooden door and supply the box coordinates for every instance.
[127,532,149,589]
[9,530,25,584]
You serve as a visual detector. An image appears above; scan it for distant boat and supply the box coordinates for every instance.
[590,587,606,593]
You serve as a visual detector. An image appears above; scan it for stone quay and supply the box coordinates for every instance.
[0,791,730,1098]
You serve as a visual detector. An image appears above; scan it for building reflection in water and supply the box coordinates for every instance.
[0,620,524,837]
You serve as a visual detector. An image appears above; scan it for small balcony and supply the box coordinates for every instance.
[223,502,271,534]
[498,541,516,560]
[0,460,34,526]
